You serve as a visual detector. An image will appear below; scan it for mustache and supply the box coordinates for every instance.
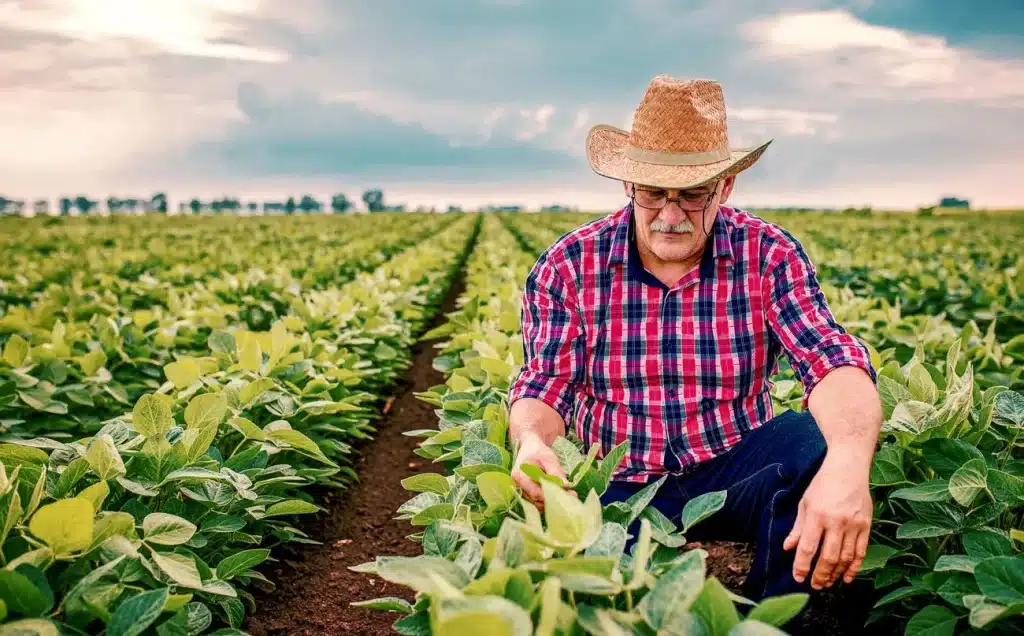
[650,218,695,233]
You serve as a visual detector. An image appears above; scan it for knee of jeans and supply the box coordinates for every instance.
[785,411,827,480]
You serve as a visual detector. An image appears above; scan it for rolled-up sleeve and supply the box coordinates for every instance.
[762,235,877,408]
[507,250,586,425]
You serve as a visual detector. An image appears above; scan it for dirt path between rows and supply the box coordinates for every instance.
[245,274,464,636]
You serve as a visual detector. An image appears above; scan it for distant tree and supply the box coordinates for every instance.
[298,195,320,214]
[107,197,122,214]
[60,197,73,216]
[331,193,351,213]
[362,188,384,212]
[247,202,259,214]
[448,205,462,213]
[0,196,11,216]
[189,198,202,215]
[34,199,49,216]
[74,195,98,215]
[151,192,168,214]
[285,196,297,215]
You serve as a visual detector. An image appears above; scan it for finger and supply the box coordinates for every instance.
[536,453,569,483]
[536,454,577,496]
[792,516,823,584]
[811,525,844,590]
[783,502,807,552]
[829,528,858,588]
[844,526,871,584]
[512,468,544,506]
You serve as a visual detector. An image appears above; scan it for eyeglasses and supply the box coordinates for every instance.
[630,182,720,210]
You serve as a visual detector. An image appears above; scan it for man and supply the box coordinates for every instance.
[507,75,882,602]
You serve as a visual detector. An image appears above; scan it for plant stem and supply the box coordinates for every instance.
[626,590,633,612]
[998,429,1020,470]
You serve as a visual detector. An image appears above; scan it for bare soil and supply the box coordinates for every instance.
[245,275,463,636]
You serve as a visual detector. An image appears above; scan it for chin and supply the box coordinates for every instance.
[651,234,696,261]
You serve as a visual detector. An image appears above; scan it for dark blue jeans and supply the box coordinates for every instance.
[599,409,827,602]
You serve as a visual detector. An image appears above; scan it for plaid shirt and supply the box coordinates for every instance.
[509,203,877,483]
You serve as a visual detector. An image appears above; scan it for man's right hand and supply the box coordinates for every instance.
[510,431,571,513]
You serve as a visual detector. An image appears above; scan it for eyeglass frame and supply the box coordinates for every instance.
[627,180,722,211]
[627,180,722,237]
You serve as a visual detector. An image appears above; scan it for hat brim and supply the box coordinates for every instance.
[586,124,772,190]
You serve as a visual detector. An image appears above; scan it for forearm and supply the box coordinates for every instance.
[806,366,883,471]
[509,397,567,447]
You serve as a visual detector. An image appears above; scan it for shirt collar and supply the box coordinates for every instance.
[608,201,734,275]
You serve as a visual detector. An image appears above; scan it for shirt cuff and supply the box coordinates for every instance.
[508,370,575,425]
[799,340,878,409]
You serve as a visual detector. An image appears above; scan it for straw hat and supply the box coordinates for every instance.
[586,75,772,190]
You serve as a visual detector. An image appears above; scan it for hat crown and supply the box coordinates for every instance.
[628,76,729,154]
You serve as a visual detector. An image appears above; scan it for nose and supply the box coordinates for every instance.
[656,205,688,224]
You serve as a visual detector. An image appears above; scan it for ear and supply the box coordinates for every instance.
[622,181,633,197]
[719,176,736,204]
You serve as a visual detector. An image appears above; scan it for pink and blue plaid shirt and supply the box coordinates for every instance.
[508,203,877,483]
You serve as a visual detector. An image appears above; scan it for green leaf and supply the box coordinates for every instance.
[264,500,320,517]
[904,605,958,636]
[869,446,905,486]
[949,458,988,507]
[974,556,1024,605]
[859,544,900,573]
[349,597,413,614]
[992,390,1024,428]
[106,588,169,636]
[963,530,1013,559]
[681,490,727,533]
[988,470,1024,505]
[216,549,270,580]
[85,433,126,481]
[143,513,197,546]
[133,394,174,438]
[0,619,60,636]
[933,555,981,574]
[691,577,741,636]
[184,393,227,430]
[890,480,951,503]
[165,359,201,389]
[0,570,50,617]
[432,596,533,635]
[639,549,706,629]
[208,331,236,355]
[151,552,203,589]
[2,335,28,367]
[542,480,602,549]
[897,521,957,539]
[921,439,984,480]
[476,471,517,511]
[28,498,94,555]
[400,473,450,496]
[746,594,808,627]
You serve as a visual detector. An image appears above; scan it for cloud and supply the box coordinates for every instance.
[163,83,580,182]
[1,0,287,62]
[740,9,1024,106]
[730,107,840,141]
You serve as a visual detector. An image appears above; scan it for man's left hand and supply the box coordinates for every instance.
[783,452,873,589]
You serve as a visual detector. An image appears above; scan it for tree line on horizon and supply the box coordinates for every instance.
[0,189,587,217]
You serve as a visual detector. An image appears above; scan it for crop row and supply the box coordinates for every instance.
[352,214,810,635]
[0,214,478,634]
[0,214,456,443]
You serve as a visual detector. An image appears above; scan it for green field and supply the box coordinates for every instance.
[0,210,1022,635]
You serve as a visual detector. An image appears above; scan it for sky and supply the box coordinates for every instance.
[1,0,1022,211]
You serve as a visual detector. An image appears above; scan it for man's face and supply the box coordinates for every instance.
[624,176,735,264]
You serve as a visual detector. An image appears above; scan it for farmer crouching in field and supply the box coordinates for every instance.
[507,75,883,603]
